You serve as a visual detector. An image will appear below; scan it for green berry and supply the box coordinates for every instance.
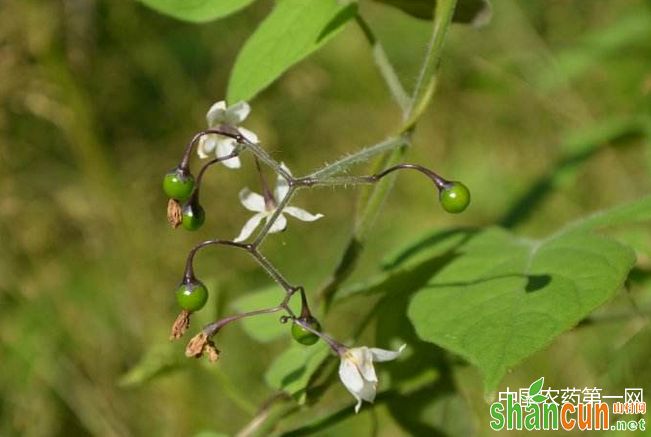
[182,202,205,231]
[439,181,470,214]
[291,318,321,346]
[175,281,208,312]
[163,168,195,201]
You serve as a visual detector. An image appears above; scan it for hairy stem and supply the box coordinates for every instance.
[307,136,408,179]
[297,163,450,189]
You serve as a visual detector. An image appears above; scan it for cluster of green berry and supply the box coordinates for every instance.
[162,127,471,352]
[163,167,205,231]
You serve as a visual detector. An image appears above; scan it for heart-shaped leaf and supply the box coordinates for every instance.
[405,197,651,393]
[408,227,636,393]
[227,0,357,103]
[139,0,258,22]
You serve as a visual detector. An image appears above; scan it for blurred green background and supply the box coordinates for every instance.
[1,0,650,436]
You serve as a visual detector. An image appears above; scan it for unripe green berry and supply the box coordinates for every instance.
[182,202,205,231]
[175,281,208,312]
[163,168,195,201]
[291,318,321,346]
[439,181,470,214]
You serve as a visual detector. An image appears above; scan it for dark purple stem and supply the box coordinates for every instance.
[183,239,250,283]
[179,125,245,172]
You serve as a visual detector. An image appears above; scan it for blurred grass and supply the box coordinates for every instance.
[1,0,650,436]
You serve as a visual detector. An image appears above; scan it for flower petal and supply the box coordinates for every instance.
[274,163,292,201]
[370,344,406,362]
[197,135,217,159]
[238,126,259,143]
[266,212,287,234]
[238,188,266,212]
[216,138,241,169]
[357,378,378,403]
[283,206,324,222]
[349,347,377,383]
[339,355,364,394]
[354,397,363,414]
[206,100,227,126]
[225,101,250,125]
[234,212,266,242]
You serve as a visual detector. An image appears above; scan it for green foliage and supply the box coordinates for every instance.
[372,0,491,24]
[408,197,651,393]
[138,0,258,22]
[535,10,651,90]
[561,195,651,236]
[4,0,651,435]
[119,343,183,387]
[232,286,300,342]
[602,323,651,390]
[265,341,330,403]
[227,0,357,103]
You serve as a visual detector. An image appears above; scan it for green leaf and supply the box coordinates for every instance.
[528,376,544,397]
[265,341,331,403]
[138,0,258,22]
[403,197,651,393]
[500,119,648,229]
[372,0,491,26]
[408,227,636,394]
[535,11,651,91]
[559,195,651,236]
[532,394,547,403]
[382,227,478,271]
[232,286,300,343]
[336,228,476,301]
[118,343,183,387]
[227,0,357,103]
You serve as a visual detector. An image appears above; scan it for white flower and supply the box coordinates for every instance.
[338,344,406,413]
[197,100,259,169]
[234,164,323,242]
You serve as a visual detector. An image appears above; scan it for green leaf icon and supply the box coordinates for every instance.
[532,394,547,403]
[529,377,544,397]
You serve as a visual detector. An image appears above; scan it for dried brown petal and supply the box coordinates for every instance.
[207,345,220,362]
[169,310,191,340]
[185,332,220,362]
[167,199,183,228]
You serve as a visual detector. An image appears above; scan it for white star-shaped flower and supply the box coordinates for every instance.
[338,344,406,413]
[234,164,323,242]
[197,100,259,169]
